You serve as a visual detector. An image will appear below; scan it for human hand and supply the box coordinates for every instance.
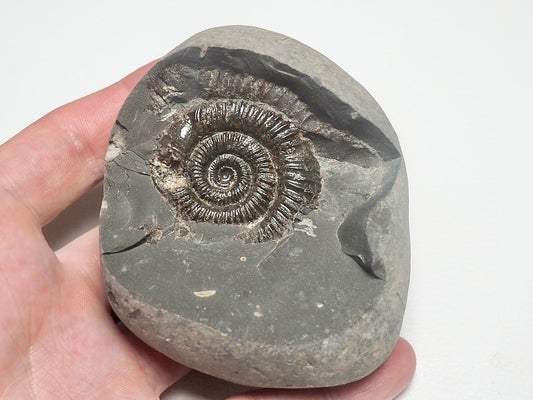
[0,63,415,399]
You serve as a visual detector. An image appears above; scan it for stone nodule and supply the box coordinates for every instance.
[100,25,410,388]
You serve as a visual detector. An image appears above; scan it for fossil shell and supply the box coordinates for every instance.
[100,26,410,388]
[151,98,321,242]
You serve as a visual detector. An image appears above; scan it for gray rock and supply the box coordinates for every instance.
[100,25,410,388]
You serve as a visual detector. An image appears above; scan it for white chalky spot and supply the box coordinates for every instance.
[105,142,121,162]
[194,290,216,298]
[294,218,317,237]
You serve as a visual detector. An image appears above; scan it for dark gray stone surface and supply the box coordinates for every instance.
[100,25,410,388]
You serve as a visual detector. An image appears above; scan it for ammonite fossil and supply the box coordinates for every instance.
[151,98,321,242]
[100,26,410,388]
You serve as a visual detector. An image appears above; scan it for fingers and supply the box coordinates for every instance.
[229,337,416,400]
[0,61,156,227]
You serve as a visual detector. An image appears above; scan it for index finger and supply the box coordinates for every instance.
[0,61,156,226]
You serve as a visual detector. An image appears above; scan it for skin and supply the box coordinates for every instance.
[0,62,416,400]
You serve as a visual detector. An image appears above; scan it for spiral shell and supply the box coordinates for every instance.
[151,98,321,242]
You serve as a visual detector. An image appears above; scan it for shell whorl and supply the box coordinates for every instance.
[151,98,321,242]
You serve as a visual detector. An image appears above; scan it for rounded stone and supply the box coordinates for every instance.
[100,25,410,388]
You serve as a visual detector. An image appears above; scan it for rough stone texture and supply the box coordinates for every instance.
[100,25,410,388]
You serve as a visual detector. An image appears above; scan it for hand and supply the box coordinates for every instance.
[0,63,415,400]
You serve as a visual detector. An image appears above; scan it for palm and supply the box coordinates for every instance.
[0,63,414,400]
[0,145,185,399]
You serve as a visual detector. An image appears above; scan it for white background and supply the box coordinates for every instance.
[1,1,532,399]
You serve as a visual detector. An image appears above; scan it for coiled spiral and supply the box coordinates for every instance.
[151,99,321,242]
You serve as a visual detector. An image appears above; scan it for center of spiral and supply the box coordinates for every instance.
[207,154,246,192]
[218,168,233,183]
[188,132,261,207]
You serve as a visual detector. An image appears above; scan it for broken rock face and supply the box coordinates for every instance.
[100,25,410,388]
